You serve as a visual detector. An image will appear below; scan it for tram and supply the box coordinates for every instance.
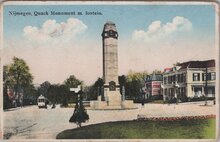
[37,95,48,108]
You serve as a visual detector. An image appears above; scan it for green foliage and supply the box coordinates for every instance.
[9,57,33,89]
[46,84,73,106]
[118,75,126,95]
[125,79,142,99]
[85,77,104,100]
[64,75,83,105]
[64,75,83,88]
[39,81,51,97]
[47,84,64,104]
[42,75,83,106]
[59,85,70,107]
[58,118,216,139]
[3,57,34,108]
[69,92,89,127]
[118,71,148,99]
[126,70,148,84]
[152,69,162,74]
[3,88,11,109]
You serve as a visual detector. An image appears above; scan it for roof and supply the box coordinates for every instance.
[105,21,115,25]
[146,73,163,82]
[164,68,172,73]
[103,21,117,32]
[38,95,45,99]
[179,59,215,69]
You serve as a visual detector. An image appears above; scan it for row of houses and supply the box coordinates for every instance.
[144,59,215,102]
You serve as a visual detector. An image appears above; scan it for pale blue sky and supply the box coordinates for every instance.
[4,4,215,41]
[3,4,217,84]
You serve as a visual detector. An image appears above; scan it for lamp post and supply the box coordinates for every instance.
[70,85,82,105]
[174,81,180,105]
[204,66,208,106]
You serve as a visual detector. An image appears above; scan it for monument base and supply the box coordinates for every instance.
[89,100,137,110]
[104,88,121,106]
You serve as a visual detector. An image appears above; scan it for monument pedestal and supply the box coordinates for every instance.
[90,86,137,110]
[107,93,121,106]
[104,87,121,107]
[90,100,137,110]
[89,21,136,110]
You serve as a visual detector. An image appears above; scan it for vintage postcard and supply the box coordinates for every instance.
[1,1,219,141]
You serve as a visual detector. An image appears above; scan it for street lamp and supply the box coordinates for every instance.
[174,81,180,105]
[204,66,208,106]
[70,85,82,105]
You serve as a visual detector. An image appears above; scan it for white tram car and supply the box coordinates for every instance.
[37,95,48,108]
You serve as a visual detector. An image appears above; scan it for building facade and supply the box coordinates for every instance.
[162,60,215,102]
[145,73,163,99]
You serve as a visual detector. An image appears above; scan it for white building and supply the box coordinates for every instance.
[162,60,215,102]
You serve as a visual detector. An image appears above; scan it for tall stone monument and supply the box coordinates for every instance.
[101,21,121,107]
[90,21,136,110]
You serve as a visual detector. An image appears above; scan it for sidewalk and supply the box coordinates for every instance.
[139,101,216,118]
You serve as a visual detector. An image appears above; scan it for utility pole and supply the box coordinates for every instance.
[205,65,208,106]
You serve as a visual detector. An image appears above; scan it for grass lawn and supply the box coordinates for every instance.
[56,118,215,139]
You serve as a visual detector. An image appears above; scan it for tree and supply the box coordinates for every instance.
[46,84,70,106]
[126,70,148,83]
[3,65,13,109]
[61,75,83,107]
[59,84,69,107]
[85,77,104,100]
[3,57,34,107]
[125,70,148,99]
[152,69,162,74]
[47,84,60,104]
[23,84,37,105]
[94,78,104,97]
[118,75,126,95]
[39,81,51,98]
[69,91,89,127]
[64,75,83,89]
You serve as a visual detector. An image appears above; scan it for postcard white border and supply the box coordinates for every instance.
[0,1,219,142]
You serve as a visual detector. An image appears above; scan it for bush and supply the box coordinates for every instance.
[151,95,163,100]
[189,96,215,102]
[61,98,68,107]
[69,92,89,127]
[180,95,188,102]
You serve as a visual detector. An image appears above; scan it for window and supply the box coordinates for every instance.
[164,89,167,96]
[177,74,184,83]
[202,73,206,81]
[164,77,168,84]
[168,76,172,84]
[183,73,186,82]
[202,72,215,81]
[193,73,200,81]
[180,74,184,82]
[202,73,210,81]
[177,74,180,82]
[211,72,216,80]
[172,75,176,84]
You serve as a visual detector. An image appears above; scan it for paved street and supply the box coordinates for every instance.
[4,101,216,139]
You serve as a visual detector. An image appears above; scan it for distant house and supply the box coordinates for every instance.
[145,73,163,99]
[162,60,215,102]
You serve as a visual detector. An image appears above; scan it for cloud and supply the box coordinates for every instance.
[132,16,192,41]
[23,17,87,42]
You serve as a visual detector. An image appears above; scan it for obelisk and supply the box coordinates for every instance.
[101,21,121,107]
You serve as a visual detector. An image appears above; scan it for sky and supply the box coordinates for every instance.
[3,2,217,85]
